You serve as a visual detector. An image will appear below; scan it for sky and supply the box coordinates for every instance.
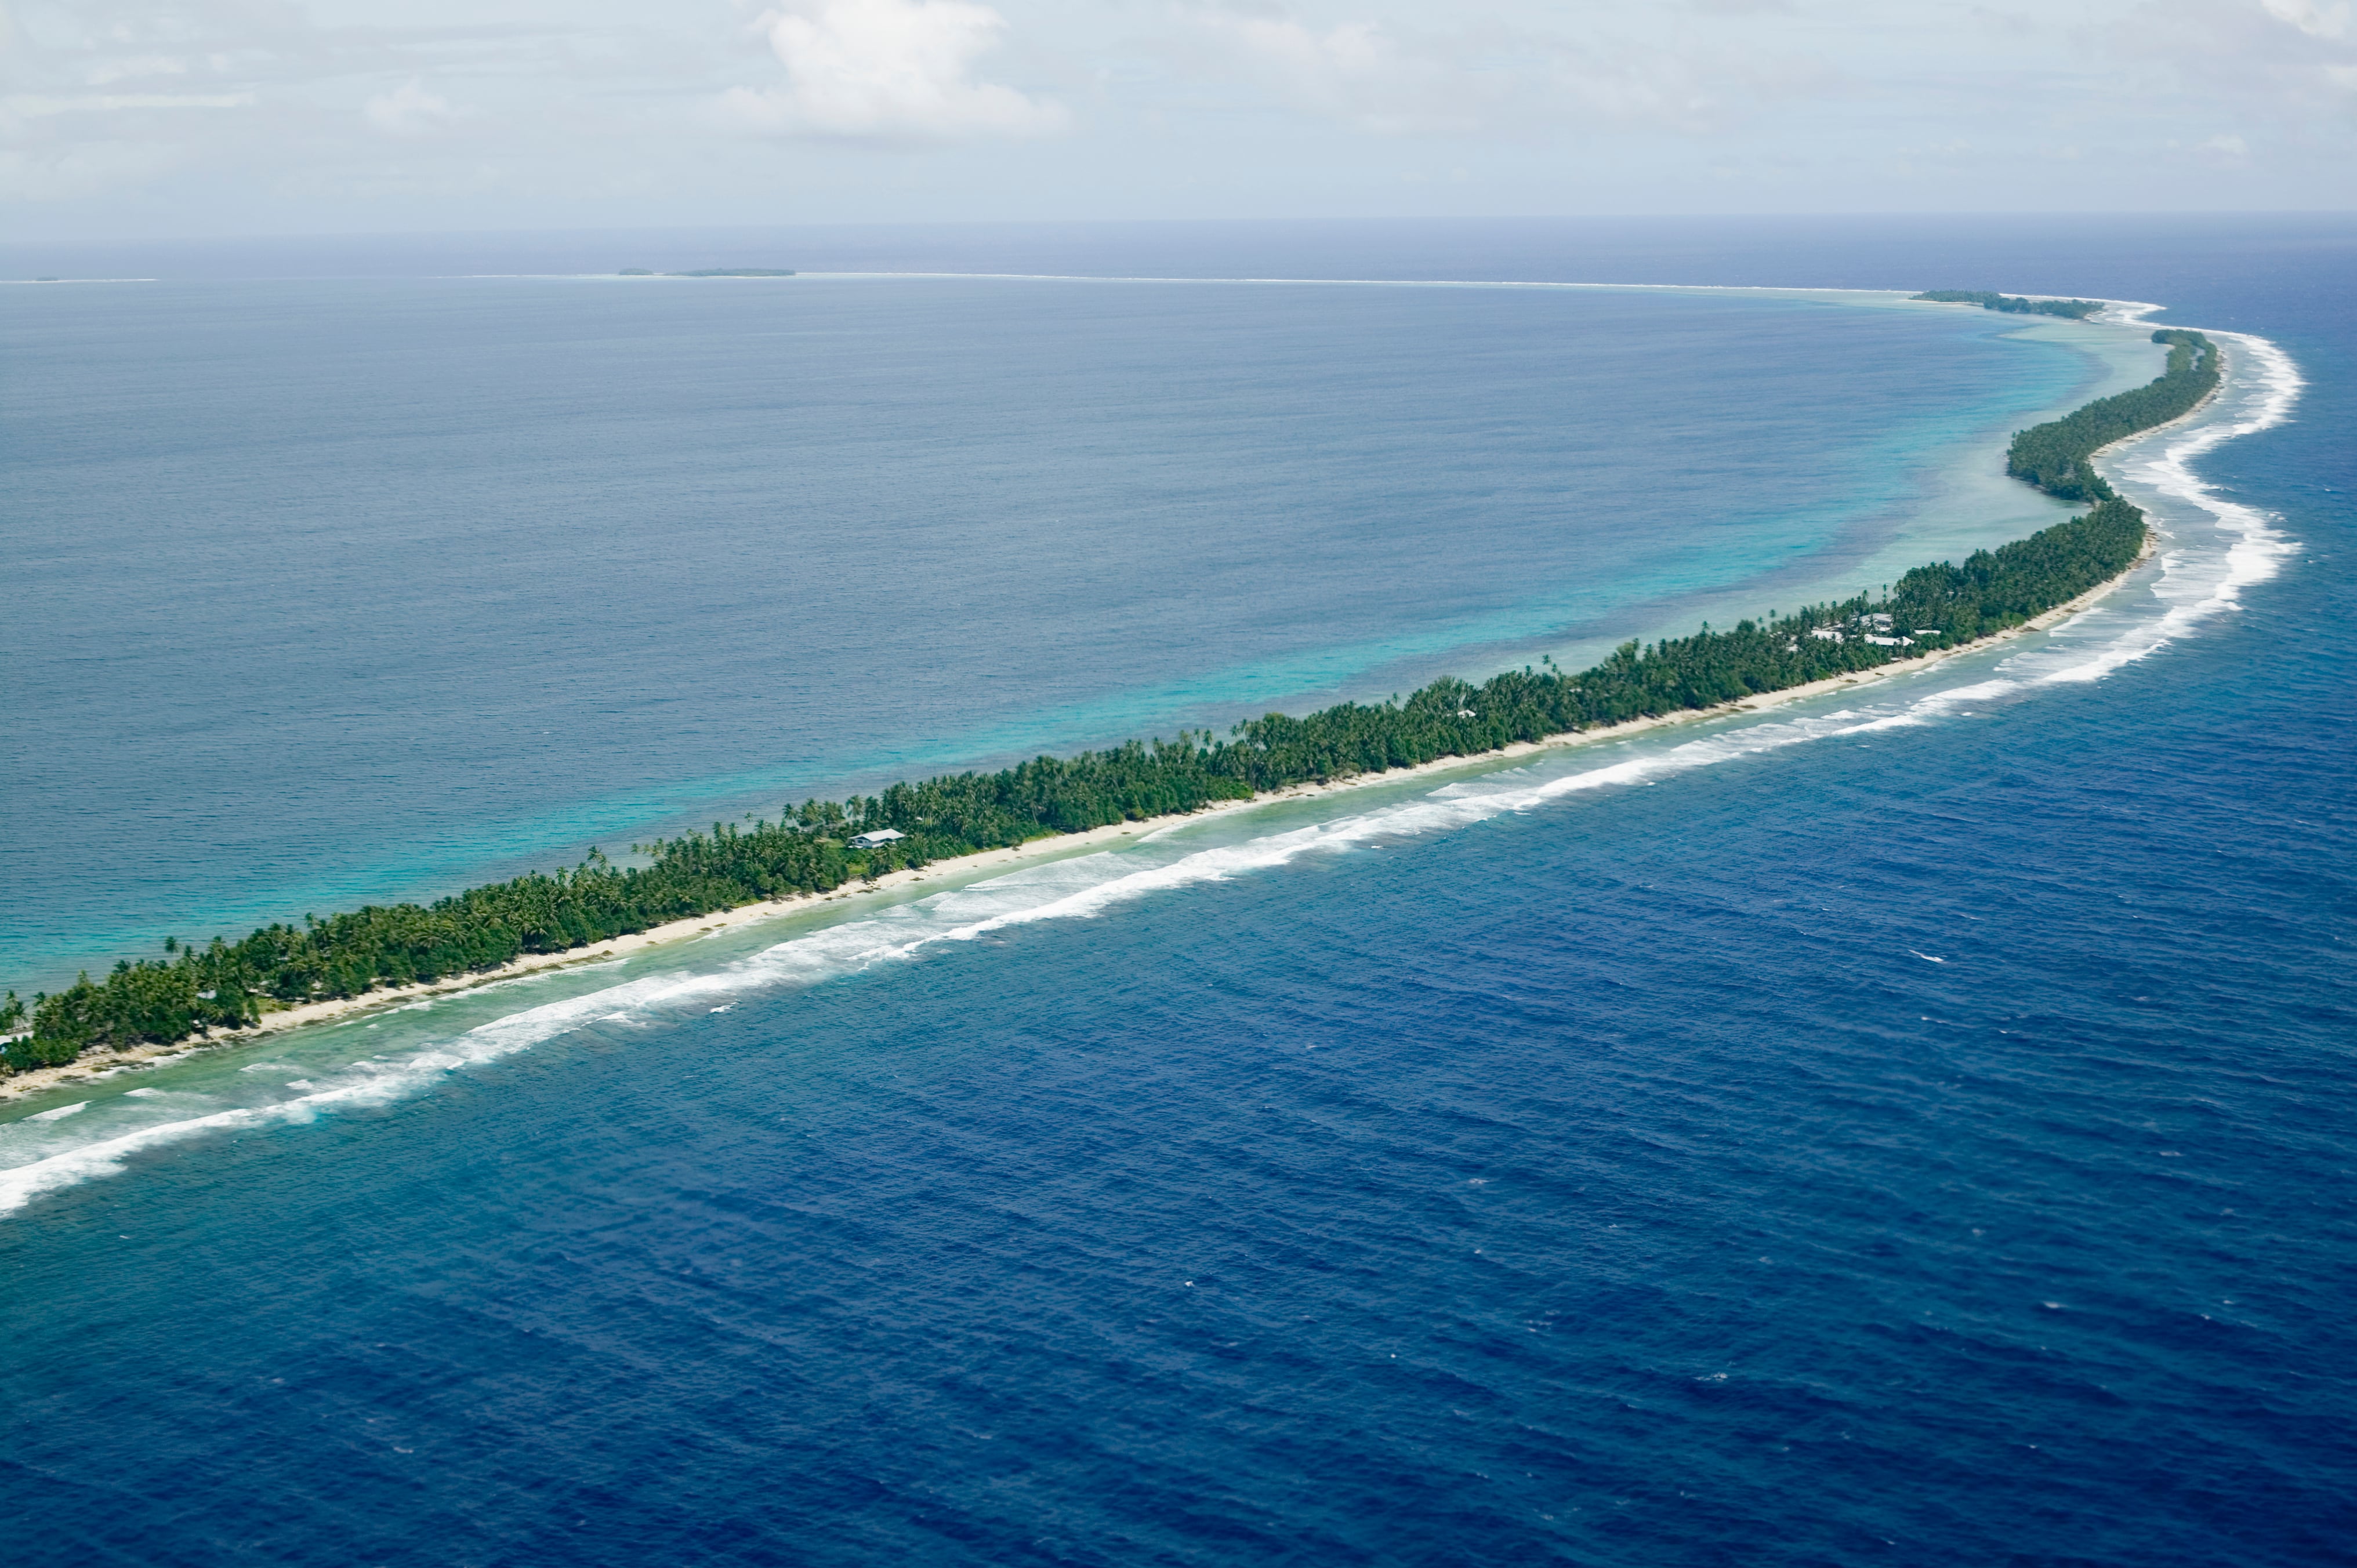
[1,0,2352,238]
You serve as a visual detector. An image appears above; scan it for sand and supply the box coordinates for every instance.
[0,553,2151,1106]
[0,340,2217,1105]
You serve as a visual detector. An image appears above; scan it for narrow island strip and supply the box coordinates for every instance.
[0,310,2221,1086]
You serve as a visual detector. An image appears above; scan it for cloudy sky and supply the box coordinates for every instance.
[3,0,2351,238]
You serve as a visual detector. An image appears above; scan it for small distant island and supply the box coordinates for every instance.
[618,268,797,278]
[0,310,2221,1078]
[1914,289,2104,320]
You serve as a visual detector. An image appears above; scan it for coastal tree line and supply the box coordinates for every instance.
[2,327,2215,1074]
[2005,330,2218,501]
[1913,290,2105,320]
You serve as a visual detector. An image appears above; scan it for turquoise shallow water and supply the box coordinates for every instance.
[1,274,2099,988]
[0,219,2350,1565]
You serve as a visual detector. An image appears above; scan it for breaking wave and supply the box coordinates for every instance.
[0,314,2302,1219]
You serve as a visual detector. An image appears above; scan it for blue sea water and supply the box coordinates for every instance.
[1,218,2352,1565]
[1,268,2107,987]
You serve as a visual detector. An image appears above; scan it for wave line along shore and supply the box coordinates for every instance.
[0,296,2230,1102]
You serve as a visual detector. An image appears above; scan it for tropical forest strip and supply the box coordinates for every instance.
[2,318,2219,1073]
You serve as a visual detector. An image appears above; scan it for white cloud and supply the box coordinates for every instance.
[1197,13,1452,131]
[2120,0,2357,127]
[1178,4,1823,139]
[2260,0,2350,38]
[1190,13,1478,133]
[5,93,256,117]
[86,56,191,87]
[364,79,475,139]
[0,1,2348,234]
[0,138,194,202]
[719,0,1067,144]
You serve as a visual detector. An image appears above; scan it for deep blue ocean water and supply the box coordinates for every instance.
[1,219,2351,1565]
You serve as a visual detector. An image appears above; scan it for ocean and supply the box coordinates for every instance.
[0,217,2350,1565]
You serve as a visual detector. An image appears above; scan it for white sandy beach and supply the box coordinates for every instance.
[0,328,2219,1107]
[0,531,2156,1106]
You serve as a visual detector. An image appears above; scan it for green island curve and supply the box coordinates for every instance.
[1913,289,2105,320]
[1,321,2220,1072]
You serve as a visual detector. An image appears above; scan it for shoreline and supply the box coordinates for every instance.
[0,523,2165,1108]
[0,329,2224,1110]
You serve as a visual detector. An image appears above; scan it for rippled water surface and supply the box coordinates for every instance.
[1,219,2351,1566]
[3,264,2112,986]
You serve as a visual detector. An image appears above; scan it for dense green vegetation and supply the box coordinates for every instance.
[1,317,2218,1076]
[2006,330,2219,502]
[1914,289,2104,320]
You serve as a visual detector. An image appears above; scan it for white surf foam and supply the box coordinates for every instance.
[0,692,2214,1214]
[0,311,2304,1219]
[1999,322,2302,688]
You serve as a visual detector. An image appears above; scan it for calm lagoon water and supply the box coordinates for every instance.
[0,219,2350,1565]
[4,270,2116,985]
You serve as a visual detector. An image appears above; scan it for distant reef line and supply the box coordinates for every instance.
[617,268,796,278]
[1,305,2222,1076]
